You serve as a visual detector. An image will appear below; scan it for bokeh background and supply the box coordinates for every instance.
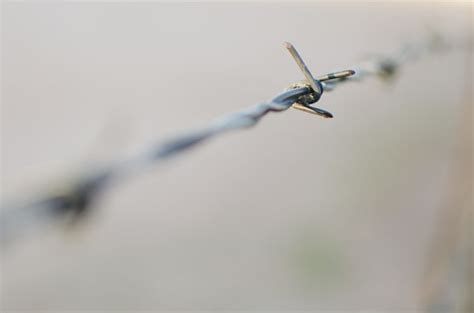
[1,1,472,311]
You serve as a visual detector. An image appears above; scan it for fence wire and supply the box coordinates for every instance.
[0,31,471,244]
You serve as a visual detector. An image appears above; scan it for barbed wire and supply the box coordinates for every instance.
[1,31,470,244]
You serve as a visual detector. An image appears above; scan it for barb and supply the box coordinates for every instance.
[284,41,355,118]
[1,31,470,244]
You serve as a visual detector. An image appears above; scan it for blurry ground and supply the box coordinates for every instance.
[1,1,472,311]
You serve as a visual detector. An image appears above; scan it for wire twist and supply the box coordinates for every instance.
[1,31,470,244]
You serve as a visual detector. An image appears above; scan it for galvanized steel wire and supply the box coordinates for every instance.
[1,32,470,244]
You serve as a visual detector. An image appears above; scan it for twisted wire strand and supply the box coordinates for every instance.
[1,87,309,243]
[1,32,470,244]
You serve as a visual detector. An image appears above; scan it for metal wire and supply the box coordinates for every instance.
[1,87,310,243]
[1,32,470,244]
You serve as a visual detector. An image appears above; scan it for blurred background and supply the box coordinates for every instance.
[1,1,472,311]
